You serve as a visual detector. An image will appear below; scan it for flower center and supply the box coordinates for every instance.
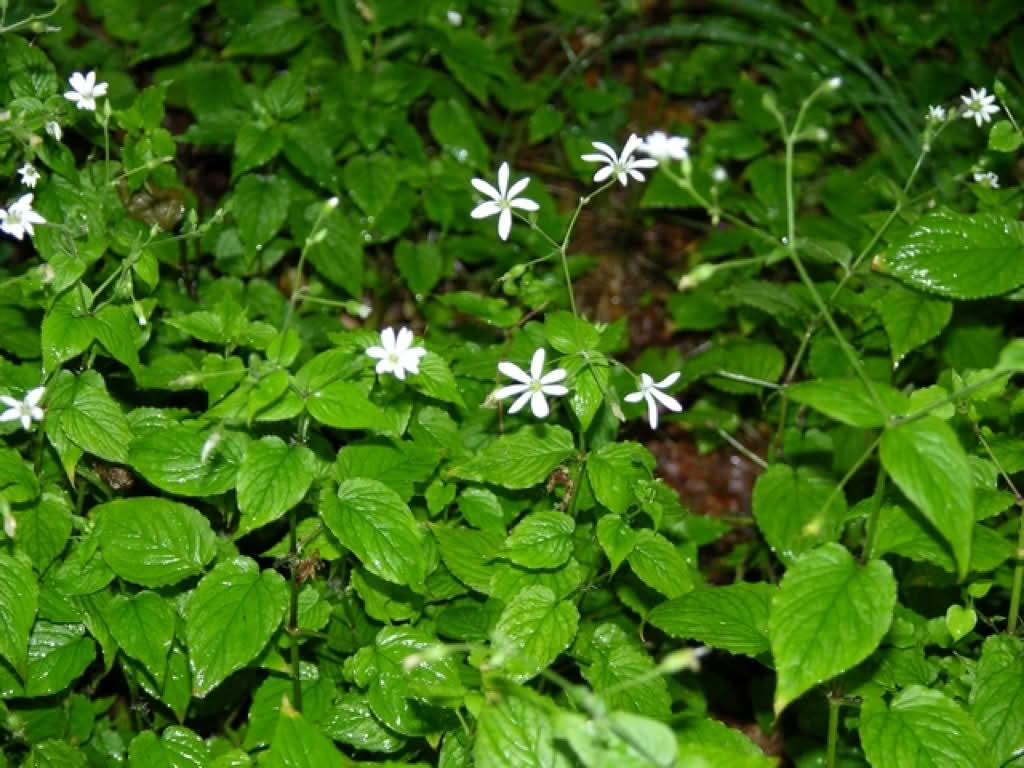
[529,379,543,393]
[388,352,401,365]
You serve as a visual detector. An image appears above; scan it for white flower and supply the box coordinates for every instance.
[581,133,658,186]
[45,121,62,141]
[926,105,946,122]
[447,9,462,25]
[366,326,428,380]
[640,131,690,162]
[470,162,539,241]
[973,171,999,188]
[826,76,842,90]
[64,70,109,111]
[18,163,40,189]
[0,194,46,241]
[960,87,999,127]
[494,348,568,419]
[0,387,45,431]
[624,372,682,429]
[711,166,728,184]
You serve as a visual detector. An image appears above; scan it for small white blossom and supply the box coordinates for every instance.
[926,105,946,122]
[494,348,568,419]
[64,70,108,111]
[581,133,658,186]
[0,194,46,241]
[354,302,372,319]
[447,9,462,25]
[640,131,690,162]
[45,121,62,141]
[18,163,40,189]
[470,162,539,241]
[960,87,999,127]
[826,76,842,90]
[624,372,682,429]
[326,196,339,209]
[973,171,999,188]
[711,166,728,184]
[366,326,428,380]
[0,387,45,431]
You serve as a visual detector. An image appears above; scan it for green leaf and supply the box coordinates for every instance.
[13,493,72,570]
[769,543,896,714]
[649,582,776,658]
[337,437,439,501]
[544,312,601,354]
[687,338,784,394]
[988,120,1023,152]
[880,417,974,578]
[970,635,1024,762]
[46,370,134,463]
[409,352,466,408]
[25,739,88,768]
[428,99,489,169]
[879,283,954,362]
[94,498,216,588]
[236,437,316,537]
[343,152,398,216]
[129,427,244,497]
[223,6,312,57]
[450,425,574,490]
[475,689,571,768]
[25,621,96,697]
[860,686,995,768]
[0,447,39,503]
[86,305,141,373]
[491,586,579,682]
[580,623,671,718]
[304,380,397,435]
[395,239,444,296]
[128,726,211,768]
[107,592,176,686]
[233,174,290,248]
[878,209,1024,299]
[752,464,847,564]
[322,478,426,587]
[785,378,909,427]
[501,510,574,569]
[0,553,38,678]
[323,693,406,753]
[627,530,693,598]
[586,442,654,516]
[265,699,347,768]
[595,514,637,573]
[234,121,283,177]
[303,209,363,297]
[41,285,94,375]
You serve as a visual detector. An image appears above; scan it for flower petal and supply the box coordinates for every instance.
[497,209,512,240]
[506,176,530,199]
[581,153,612,164]
[510,197,539,211]
[497,162,510,196]
[590,141,618,160]
[651,388,683,412]
[471,178,501,200]
[471,201,502,219]
[494,383,529,401]
[529,348,546,380]
[645,394,659,430]
[540,367,567,385]
[0,406,19,421]
[380,326,396,351]
[24,387,45,407]
[530,391,550,418]
[0,396,20,409]
[540,384,568,397]
[622,133,642,159]
[654,371,680,389]
[508,390,532,414]
[623,391,645,403]
[593,166,613,183]
[395,326,414,352]
[498,361,531,383]
[20,411,31,431]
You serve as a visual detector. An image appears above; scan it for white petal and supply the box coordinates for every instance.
[645,394,659,430]
[530,391,550,418]
[627,169,646,183]
[508,390,532,414]
[623,391,645,403]
[20,411,31,431]
[639,373,655,389]
[401,352,423,375]
[616,171,629,186]
[630,157,659,170]
[592,166,613,183]
[581,153,612,164]
[540,384,568,397]
[83,71,96,90]
[365,345,387,359]
[376,359,395,375]
[540,367,566,385]
[621,133,642,159]
[506,176,530,199]
[0,396,20,408]
[392,364,407,380]
[28,406,44,421]
[93,82,108,97]
[510,197,539,211]
[471,178,501,200]
[395,326,414,352]
[494,383,529,400]
[529,348,546,380]
[64,91,82,104]
[0,406,20,421]
[69,72,87,91]
[590,141,618,159]
[654,371,680,389]
[24,387,45,407]
[471,201,502,219]
[497,209,512,240]
[498,361,531,383]
[497,162,510,196]
[651,388,682,412]
[380,326,396,351]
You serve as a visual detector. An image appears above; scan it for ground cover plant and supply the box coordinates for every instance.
[2,0,1024,766]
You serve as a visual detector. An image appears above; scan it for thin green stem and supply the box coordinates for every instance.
[891,371,1009,426]
[822,433,882,521]
[716,428,768,470]
[713,370,781,390]
[288,508,302,712]
[862,461,888,563]
[279,201,334,353]
[826,694,841,768]
[0,1,62,35]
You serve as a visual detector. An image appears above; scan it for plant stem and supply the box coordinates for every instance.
[862,462,887,563]
[288,507,302,712]
[826,694,841,768]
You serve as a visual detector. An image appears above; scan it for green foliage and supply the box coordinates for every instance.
[1,0,1023,765]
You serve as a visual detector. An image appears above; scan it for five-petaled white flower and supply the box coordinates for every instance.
[624,372,682,429]
[18,163,40,189]
[64,71,108,111]
[926,105,946,122]
[0,387,45,431]
[640,131,690,163]
[973,171,999,188]
[494,348,568,419]
[366,326,428,380]
[581,133,658,186]
[45,121,62,141]
[0,194,46,241]
[960,87,999,127]
[470,162,539,241]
